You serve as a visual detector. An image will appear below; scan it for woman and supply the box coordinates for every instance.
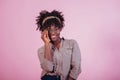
[36,10,81,80]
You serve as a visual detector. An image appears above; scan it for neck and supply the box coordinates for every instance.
[53,38,61,49]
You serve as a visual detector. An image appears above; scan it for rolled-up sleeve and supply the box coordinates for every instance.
[37,46,54,72]
[69,40,81,79]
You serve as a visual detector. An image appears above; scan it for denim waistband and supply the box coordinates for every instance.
[41,74,61,80]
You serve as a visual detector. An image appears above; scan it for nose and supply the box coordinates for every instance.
[49,29,57,34]
[50,31,56,35]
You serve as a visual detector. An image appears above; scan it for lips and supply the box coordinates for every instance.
[51,35,57,39]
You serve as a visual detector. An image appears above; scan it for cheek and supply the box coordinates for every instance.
[57,32,60,36]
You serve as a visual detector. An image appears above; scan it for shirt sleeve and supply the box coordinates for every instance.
[69,40,81,79]
[37,46,54,72]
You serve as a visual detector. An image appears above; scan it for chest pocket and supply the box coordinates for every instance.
[65,47,72,54]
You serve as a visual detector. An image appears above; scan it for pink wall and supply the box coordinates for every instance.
[0,0,120,80]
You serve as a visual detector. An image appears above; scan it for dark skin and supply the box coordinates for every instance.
[41,25,74,80]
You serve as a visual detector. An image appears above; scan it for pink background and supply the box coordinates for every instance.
[0,0,120,80]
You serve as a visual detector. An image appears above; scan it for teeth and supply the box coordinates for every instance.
[52,35,56,38]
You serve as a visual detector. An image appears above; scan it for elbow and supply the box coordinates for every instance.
[69,65,81,79]
[41,63,53,72]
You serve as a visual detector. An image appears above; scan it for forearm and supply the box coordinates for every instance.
[44,43,53,61]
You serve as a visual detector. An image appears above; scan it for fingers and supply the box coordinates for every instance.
[41,29,50,42]
[42,29,48,35]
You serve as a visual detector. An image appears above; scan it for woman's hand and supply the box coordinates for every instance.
[41,29,50,44]
[41,30,53,61]
[68,76,75,80]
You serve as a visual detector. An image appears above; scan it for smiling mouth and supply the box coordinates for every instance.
[51,35,57,39]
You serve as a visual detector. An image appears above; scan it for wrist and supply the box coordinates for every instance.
[44,40,50,44]
[45,42,50,46]
[68,76,75,80]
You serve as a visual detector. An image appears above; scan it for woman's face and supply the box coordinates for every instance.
[48,25,61,42]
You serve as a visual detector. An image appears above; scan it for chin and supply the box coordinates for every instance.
[51,38,58,42]
[51,39,57,42]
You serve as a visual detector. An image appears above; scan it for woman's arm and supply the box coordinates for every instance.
[69,40,81,80]
[37,30,54,71]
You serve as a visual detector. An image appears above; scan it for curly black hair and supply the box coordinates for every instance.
[36,10,65,31]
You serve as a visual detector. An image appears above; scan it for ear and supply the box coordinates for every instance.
[41,31,43,34]
[59,28,63,31]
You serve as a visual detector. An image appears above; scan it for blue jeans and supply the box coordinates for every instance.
[41,75,61,80]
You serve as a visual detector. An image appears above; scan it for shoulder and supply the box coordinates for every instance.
[63,39,79,48]
[64,39,78,45]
